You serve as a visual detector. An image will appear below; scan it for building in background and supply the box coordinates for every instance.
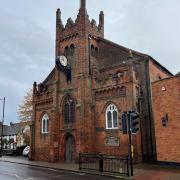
[152,74,180,164]
[0,122,31,149]
[31,0,173,163]
[0,122,20,149]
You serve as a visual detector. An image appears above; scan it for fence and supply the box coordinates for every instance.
[79,153,129,176]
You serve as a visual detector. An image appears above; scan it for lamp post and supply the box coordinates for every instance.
[0,97,5,157]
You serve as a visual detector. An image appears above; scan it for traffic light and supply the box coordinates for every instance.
[130,111,139,133]
[121,112,127,134]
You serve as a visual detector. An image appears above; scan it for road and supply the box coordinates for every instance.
[0,161,118,180]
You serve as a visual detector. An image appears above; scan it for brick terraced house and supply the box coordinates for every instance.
[30,0,173,163]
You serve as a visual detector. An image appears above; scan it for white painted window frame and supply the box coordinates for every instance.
[41,114,49,134]
[105,104,118,130]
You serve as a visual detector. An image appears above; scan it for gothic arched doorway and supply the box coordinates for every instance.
[65,135,75,162]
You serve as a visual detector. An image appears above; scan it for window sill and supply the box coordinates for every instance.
[105,128,119,132]
[63,123,75,129]
[41,132,49,135]
[106,128,119,130]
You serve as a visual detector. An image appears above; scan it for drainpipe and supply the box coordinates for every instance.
[144,58,156,162]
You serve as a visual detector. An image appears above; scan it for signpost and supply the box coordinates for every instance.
[0,97,5,157]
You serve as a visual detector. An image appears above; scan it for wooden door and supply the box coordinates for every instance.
[65,136,74,162]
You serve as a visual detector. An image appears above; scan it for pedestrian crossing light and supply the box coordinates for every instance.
[130,111,139,133]
[121,112,127,134]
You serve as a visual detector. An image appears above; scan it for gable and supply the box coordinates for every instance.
[97,37,144,69]
[97,37,173,77]
[42,68,55,86]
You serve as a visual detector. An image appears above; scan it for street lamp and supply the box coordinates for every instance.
[0,97,5,157]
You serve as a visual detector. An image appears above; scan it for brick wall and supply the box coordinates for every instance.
[152,75,180,163]
[149,60,170,83]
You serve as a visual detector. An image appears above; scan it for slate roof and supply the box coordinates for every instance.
[0,123,21,136]
[98,37,173,76]
[43,68,55,84]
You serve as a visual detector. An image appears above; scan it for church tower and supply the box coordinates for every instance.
[52,0,105,161]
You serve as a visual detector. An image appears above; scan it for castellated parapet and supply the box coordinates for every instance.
[56,1,104,43]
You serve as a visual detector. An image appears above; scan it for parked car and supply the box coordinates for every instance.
[2,146,26,156]
[3,149,18,156]
[22,146,30,157]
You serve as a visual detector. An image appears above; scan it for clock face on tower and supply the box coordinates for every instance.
[56,55,71,82]
[57,55,68,67]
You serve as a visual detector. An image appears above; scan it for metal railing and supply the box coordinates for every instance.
[79,153,129,176]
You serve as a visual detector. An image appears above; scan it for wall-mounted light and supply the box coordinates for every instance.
[161,114,168,127]
[161,86,166,91]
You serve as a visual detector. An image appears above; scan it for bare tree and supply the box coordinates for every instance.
[18,89,33,122]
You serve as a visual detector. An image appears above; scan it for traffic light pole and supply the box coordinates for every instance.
[128,112,133,176]
[122,111,137,176]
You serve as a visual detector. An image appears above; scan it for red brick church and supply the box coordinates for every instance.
[30,0,173,163]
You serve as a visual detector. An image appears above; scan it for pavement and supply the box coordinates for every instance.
[133,164,180,180]
[0,156,79,172]
[0,156,180,180]
[0,161,118,180]
[0,156,124,179]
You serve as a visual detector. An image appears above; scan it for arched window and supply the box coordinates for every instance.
[95,47,98,52]
[64,96,75,124]
[41,113,49,133]
[106,104,118,129]
[64,46,69,56]
[70,44,75,55]
[91,44,94,51]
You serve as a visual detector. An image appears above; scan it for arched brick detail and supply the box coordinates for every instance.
[102,101,120,113]
[60,132,76,162]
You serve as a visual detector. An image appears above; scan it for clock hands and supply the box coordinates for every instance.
[56,55,71,82]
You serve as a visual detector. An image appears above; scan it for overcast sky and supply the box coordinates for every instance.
[0,0,179,124]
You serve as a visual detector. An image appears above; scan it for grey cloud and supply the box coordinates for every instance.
[0,0,179,124]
